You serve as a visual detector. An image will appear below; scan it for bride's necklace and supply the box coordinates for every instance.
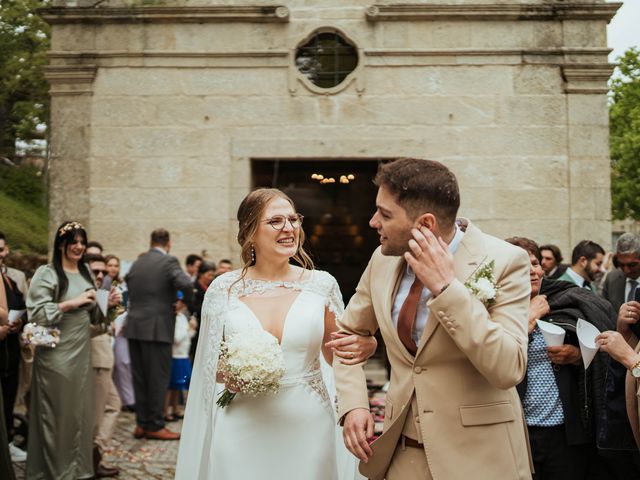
[239,276,308,297]
[246,264,305,284]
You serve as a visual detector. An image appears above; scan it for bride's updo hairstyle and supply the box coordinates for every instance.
[236,188,314,281]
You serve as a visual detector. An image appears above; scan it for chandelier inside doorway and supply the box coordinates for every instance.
[311,173,356,184]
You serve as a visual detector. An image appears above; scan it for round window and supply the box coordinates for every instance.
[295,32,358,89]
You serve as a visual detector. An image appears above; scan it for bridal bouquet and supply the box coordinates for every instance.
[21,323,61,348]
[216,327,286,408]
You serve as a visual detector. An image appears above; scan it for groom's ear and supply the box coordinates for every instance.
[415,213,436,231]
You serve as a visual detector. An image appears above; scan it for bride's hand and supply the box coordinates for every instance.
[216,372,240,392]
[325,332,377,365]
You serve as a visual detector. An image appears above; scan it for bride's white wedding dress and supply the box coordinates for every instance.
[175,269,364,480]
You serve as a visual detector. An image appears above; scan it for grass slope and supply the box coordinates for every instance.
[0,190,48,254]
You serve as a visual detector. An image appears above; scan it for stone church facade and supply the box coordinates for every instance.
[42,0,619,268]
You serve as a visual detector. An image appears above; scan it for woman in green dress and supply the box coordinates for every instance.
[25,221,109,480]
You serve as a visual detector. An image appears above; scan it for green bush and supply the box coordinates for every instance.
[0,164,45,206]
[0,189,48,254]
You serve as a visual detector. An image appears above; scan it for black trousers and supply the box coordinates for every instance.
[128,339,172,432]
[1,332,20,440]
[593,449,640,479]
[529,425,589,480]
[1,372,18,440]
[0,383,16,480]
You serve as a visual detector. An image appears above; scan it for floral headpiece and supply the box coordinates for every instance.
[58,221,84,237]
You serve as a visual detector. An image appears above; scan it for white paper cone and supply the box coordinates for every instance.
[577,318,600,370]
[536,320,566,347]
[8,309,26,324]
[96,290,109,317]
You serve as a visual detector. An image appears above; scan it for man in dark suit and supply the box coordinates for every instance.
[603,233,640,314]
[540,243,568,280]
[125,228,192,440]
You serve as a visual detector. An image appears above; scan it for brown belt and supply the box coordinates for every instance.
[402,435,424,449]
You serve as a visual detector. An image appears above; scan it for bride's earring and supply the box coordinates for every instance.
[251,244,256,263]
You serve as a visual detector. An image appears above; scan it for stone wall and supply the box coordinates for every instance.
[42,1,620,262]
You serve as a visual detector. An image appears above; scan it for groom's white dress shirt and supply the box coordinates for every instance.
[391,225,464,347]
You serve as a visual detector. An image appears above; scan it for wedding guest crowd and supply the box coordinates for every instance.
[7,212,640,480]
[507,237,617,478]
[3,222,236,478]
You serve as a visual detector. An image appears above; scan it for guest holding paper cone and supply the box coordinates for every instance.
[85,253,122,478]
[596,330,640,450]
[597,233,640,476]
[506,237,616,480]
[25,222,119,480]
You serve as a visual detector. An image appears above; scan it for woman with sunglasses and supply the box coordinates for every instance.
[25,222,119,480]
[177,188,376,480]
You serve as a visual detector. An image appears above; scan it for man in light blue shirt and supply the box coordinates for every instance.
[557,240,605,293]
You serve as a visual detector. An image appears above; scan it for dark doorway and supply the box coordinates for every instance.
[252,159,381,301]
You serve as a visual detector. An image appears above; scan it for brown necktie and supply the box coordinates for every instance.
[397,277,423,356]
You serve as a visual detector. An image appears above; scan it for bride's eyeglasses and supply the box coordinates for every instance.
[262,214,304,231]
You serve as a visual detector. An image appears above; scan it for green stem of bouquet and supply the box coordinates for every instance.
[216,388,237,408]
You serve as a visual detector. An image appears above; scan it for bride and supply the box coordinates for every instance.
[176,188,377,479]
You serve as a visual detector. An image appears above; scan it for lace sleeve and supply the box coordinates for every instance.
[198,282,229,409]
[316,270,345,323]
[330,278,345,319]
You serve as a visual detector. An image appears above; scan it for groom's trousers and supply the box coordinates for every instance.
[128,339,172,432]
[386,441,432,480]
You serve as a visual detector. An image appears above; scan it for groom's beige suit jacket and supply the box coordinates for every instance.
[334,220,533,480]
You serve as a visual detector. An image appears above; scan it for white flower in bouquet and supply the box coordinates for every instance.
[21,322,61,348]
[216,327,286,408]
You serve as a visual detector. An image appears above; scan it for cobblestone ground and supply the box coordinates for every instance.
[13,411,182,479]
[12,362,388,479]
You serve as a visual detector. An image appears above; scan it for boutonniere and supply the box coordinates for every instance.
[465,260,499,306]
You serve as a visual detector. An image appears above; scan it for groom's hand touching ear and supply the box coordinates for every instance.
[343,408,374,462]
[405,226,455,296]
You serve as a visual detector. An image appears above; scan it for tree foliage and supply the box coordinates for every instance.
[611,47,640,220]
[0,0,50,157]
[0,163,44,206]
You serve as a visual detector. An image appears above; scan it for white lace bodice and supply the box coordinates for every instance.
[198,269,344,412]
[230,290,331,406]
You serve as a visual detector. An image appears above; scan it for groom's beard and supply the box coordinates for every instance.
[381,232,413,257]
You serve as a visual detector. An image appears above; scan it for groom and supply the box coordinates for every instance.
[333,158,532,479]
